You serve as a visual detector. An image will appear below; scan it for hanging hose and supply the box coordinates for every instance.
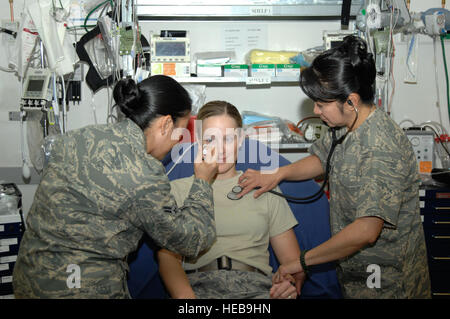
[440,34,450,124]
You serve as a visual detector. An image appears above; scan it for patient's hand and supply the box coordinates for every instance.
[292,271,306,296]
[269,274,298,299]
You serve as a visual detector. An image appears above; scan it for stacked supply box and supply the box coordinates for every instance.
[0,183,24,299]
[251,64,276,77]
[275,64,300,78]
[223,64,249,78]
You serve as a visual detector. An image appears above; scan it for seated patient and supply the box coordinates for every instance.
[158,101,303,299]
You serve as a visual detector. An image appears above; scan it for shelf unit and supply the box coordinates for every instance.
[136,1,362,19]
[137,1,338,151]
[0,183,25,299]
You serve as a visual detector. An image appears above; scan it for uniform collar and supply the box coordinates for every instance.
[117,118,167,173]
[331,107,380,146]
[115,118,147,155]
[352,107,380,139]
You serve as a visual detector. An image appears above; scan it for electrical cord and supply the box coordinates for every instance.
[9,0,14,22]
[433,36,444,127]
[419,120,448,136]
[84,0,111,32]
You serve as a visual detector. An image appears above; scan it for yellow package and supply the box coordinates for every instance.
[248,49,299,64]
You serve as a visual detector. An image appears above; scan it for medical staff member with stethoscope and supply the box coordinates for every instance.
[237,36,431,299]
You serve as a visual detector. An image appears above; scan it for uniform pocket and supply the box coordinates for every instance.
[333,150,361,190]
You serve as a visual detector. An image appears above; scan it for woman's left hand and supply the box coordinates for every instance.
[269,274,298,299]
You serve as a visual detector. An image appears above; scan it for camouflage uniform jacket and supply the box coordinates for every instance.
[309,108,431,299]
[13,118,216,298]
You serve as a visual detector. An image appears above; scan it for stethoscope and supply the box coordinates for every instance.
[228,102,359,203]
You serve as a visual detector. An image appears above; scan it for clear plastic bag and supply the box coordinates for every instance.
[0,185,19,216]
[182,84,207,115]
[42,134,59,169]
[242,111,303,144]
[247,49,299,65]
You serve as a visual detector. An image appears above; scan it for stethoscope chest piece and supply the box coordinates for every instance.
[227,185,243,200]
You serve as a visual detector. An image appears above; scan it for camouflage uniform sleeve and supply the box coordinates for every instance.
[308,130,333,172]
[131,176,216,258]
[354,148,406,228]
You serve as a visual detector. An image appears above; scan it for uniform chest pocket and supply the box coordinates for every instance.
[332,149,362,189]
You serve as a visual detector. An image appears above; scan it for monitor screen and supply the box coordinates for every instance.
[155,41,186,56]
[27,79,45,92]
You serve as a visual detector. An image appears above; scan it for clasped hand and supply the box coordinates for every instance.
[270,269,306,299]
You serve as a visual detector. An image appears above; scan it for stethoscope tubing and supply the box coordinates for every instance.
[230,109,359,203]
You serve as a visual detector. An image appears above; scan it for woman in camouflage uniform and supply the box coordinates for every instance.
[13,75,218,298]
[237,36,431,299]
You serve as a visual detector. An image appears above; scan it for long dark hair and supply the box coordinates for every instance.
[113,75,192,130]
[299,35,376,105]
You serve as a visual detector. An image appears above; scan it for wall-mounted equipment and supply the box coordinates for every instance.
[150,35,190,63]
[21,68,52,110]
[323,30,359,50]
[405,130,435,174]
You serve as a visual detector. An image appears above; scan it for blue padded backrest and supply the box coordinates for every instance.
[127,139,342,299]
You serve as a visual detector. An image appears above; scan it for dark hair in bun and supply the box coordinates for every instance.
[113,75,192,130]
[299,35,376,105]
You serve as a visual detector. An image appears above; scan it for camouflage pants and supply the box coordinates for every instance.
[186,269,272,299]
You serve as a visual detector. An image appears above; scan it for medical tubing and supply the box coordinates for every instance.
[266,134,339,203]
[166,142,196,177]
[423,125,450,158]
[440,35,450,123]
[434,37,444,127]
[84,0,111,32]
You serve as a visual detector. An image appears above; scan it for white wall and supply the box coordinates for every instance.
[1,0,450,217]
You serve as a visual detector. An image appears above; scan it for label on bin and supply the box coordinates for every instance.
[0,246,9,253]
[0,255,16,264]
[1,276,12,283]
[246,76,271,85]
[0,213,21,224]
[0,238,17,246]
